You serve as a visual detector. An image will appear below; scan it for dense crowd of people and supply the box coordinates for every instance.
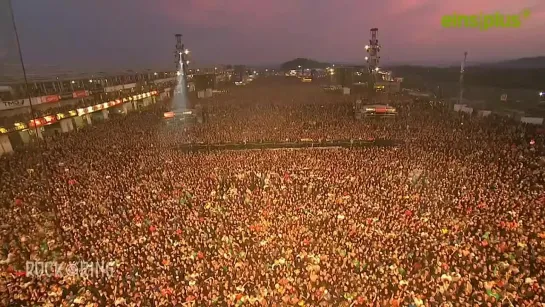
[1,79,544,306]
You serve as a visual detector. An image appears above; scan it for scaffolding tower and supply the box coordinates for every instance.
[365,28,381,94]
[175,34,189,77]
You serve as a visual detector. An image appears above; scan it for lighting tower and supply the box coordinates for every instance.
[175,34,189,77]
[458,51,467,104]
[365,28,381,94]
[167,34,192,116]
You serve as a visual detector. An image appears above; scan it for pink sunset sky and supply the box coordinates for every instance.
[6,0,545,69]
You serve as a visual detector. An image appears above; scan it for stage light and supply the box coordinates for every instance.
[365,57,369,60]
[184,49,189,54]
[365,45,369,49]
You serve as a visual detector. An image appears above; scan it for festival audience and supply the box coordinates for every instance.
[1,80,544,306]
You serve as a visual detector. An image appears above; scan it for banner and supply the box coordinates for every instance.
[153,77,176,84]
[105,83,137,93]
[104,85,123,93]
[72,90,89,98]
[41,95,60,103]
[123,83,136,90]
[0,97,61,110]
[0,98,30,110]
[60,93,73,100]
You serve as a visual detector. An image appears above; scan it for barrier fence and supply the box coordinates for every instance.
[174,139,403,152]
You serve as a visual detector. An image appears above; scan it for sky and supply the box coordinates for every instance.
[1,0,544,73]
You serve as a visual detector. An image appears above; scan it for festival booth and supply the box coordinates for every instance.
[131,92,155,109]
[90,109,109,122]
[477,110,492,117]
[520,117,544,125]
[453,104,474,115]
[0,134,13,155]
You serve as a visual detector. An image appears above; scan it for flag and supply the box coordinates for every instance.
[14,271,26,277]
[353,259,360,268]
[40,240,49,253]
[486,289,501,300]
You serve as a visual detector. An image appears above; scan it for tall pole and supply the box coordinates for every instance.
[8,0,41,142]
[9,0,64,248]
[459,52,467,105]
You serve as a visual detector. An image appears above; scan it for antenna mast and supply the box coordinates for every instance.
[459,51,467,104]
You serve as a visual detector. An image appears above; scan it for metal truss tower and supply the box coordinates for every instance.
[365,28,381,93]
[175,34,189,77]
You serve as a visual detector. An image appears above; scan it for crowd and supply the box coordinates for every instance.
[1,79,544,306]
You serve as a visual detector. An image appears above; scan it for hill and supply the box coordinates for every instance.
[280,58,330,70]
[391,64,545,91]
[478,56,545,69]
